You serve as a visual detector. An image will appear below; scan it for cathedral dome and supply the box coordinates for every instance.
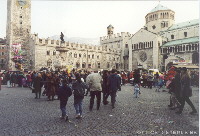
[149,4,171,13]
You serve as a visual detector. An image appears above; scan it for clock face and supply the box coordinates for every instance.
[17,0,27,6]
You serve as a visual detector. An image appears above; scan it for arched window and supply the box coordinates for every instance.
[183,45,185,51]
[53,51,56,55]
[107,62,110,68]
[189,45,191,51]
[170,47,172,52]
[98,63,101,68]
[192,44,194,50]
[192,53,199,64]
[47,59,52,67]
[69,52,72,57]
[171,35,174,39]
[186,45,188,51]
[76,62,80,68]
[82,63,86,68]
[195,44,198,50]
[74,53,77,58]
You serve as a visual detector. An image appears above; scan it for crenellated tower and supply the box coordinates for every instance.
[6,0,31,70]
[107,24,114,36]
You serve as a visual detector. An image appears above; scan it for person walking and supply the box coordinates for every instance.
[102,70,110,105]
[147,72,153,89]
[0,73,2,90]
[58,79,72,121]
[168,68,181,108]
[176,67,197,115]
[46,73,56,101]
[86,71,102,111]
[33,73,43,99]
[5,72,11,88]
[72,73,87,119]
[54,74,60,100]
[108,69,121,109]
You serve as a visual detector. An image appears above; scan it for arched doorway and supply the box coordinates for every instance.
[166,62,173,70]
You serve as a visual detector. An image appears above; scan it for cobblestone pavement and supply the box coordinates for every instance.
[0,84,199,136]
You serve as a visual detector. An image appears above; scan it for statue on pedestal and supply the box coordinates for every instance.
[60,32,65,43]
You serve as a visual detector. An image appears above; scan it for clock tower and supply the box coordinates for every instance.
[6,0,31,70]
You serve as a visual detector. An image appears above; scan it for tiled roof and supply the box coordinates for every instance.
[149,4,170,13]
[167,19,199,31]
[107,24,114,28]
[162,36,199,47]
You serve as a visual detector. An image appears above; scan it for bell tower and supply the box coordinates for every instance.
[107,24,114,36]
[6,0,31,70]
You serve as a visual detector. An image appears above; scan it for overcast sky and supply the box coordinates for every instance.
[0,0,199,39]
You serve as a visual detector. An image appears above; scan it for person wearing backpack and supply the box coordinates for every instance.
[72,73,87,119]
[58,79,72,121]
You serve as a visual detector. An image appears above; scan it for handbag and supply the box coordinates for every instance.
[32,88,35,93]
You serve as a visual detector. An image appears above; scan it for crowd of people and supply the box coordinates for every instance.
[0,66,198,120]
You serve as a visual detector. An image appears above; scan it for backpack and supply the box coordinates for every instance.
[73,82,85,97]
[73,88,85,97]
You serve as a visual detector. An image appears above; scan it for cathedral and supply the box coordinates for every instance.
[128,4,199,71]
[5,0,199,72]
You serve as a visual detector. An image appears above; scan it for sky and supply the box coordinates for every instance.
[0,0,199,39]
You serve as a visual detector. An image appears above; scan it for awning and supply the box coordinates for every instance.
[173,65,199,69]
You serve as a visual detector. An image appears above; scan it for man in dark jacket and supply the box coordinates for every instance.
[108,69,121,109]
[58,79,72,121]
[133,69,141,85]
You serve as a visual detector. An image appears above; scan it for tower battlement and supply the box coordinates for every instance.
[100,32,132,44]
[30,34,120,54]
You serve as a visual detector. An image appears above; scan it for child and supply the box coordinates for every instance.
[134,83,140,98]
[156,77,164,92]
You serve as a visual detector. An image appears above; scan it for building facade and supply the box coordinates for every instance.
[5,1,199,72]
[128,4,199,71]
[6,0,31,71]
[0,38,8,70]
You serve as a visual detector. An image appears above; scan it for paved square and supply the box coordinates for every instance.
[0,84,198,136]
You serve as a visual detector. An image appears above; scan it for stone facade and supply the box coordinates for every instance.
[100,27,132,71]
[160,19,199,70]
[6,0,31,70]
[0,38,8,70]
[29,34,121,71]
[6,1,199,72]
[129,4,199,71]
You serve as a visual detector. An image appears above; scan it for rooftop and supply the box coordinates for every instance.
[149,4,171,13]
[162,36,199,47]
[167,19,199,31]
[0,38,6,45]
[107,24,114,28]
